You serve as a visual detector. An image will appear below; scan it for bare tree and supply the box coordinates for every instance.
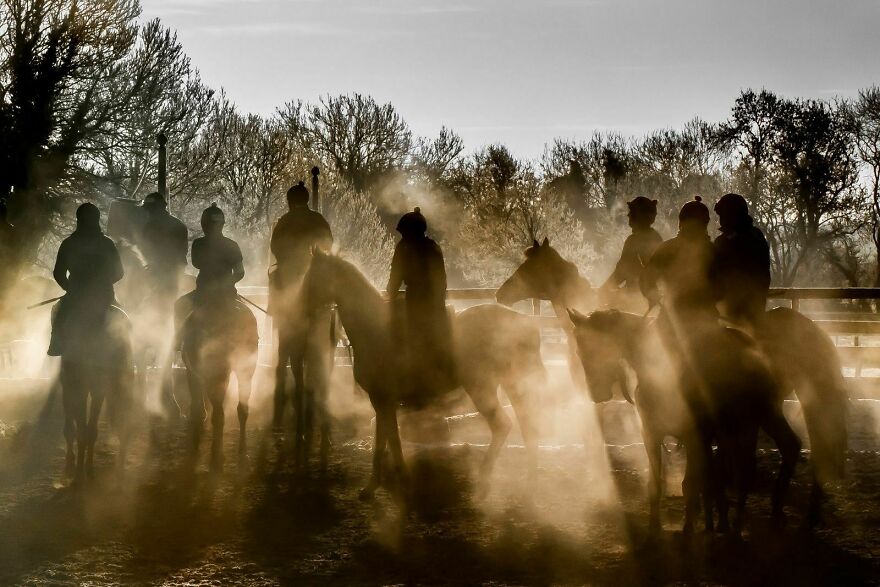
[280,93,412,193]
[847,86,880,284]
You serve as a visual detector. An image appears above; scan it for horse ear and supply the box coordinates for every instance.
[532,239,540,248]
[567,307,588,326]
[542,237,550,247]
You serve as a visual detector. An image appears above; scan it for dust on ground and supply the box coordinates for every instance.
[0,379,879,586]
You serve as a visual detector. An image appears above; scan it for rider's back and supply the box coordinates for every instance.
[55,230,123,304]
[270,208,332,284]
[192,234,242,294]
[141,212,188,278]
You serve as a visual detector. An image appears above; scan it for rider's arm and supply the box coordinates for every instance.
[639,247,665,306]
[386,242,404,299]
[52,241,70,292]
[108,240,124,284]
[231,242,245,285]
[603,235,635,289]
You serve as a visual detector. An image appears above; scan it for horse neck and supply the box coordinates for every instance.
[613,315,658,380]
[332,263,389,352]
[548,267,593,331]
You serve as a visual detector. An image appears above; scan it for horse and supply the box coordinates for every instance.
[303,249,546,500]
[497,238,598,398]
[57,304,134,483]
[179,297,258,472]
[501,239,848,529]
[270,272,336,470]
[569,308,804,534]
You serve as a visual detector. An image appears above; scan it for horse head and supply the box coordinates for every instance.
[567,308,635,403]
[497,237,577,306]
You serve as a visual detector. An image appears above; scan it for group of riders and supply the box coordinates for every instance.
[42,178,771,413]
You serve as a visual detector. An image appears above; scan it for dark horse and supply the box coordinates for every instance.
[271,274,336,470]
[58,304,134,483]
[180,299,258,472]
[501,240,847,530]
[303,250,546,499]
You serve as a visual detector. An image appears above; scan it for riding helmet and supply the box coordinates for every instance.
[142,192,167,209]
[201,203,225,232]
[286,181,310,207]
[678,196,710,225]
[714,193,750,221]
[396,207,427,236]
[627,196,658,221]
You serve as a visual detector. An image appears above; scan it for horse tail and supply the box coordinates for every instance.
[765,308,848,483]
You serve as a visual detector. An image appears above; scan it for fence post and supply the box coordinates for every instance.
[531,298,541,316]
[311,166,321,213]
[157,133,168,204]
[791,297,799,312]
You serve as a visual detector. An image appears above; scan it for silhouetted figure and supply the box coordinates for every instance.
[600,196,662,311]
[48,203,124,356]
[140,192,188,301]
[712,193,771,330]
[175,204,244,336]
[268,181,336,441]
[269,181,333,295]
[387,207,453,396]
[641,196,717,325]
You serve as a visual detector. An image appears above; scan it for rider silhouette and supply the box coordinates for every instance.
[641,196,718,338]
[269,181,332,295]
[175,204,244,335]
[600,196,662,310]
[140,192,188,300]
[48,203,124,356]
[712,193,771,330]
[387,207,453,396]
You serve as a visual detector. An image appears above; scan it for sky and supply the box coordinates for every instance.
[142,0,880,160]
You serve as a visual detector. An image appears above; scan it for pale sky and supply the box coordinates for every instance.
[143,0,880,159]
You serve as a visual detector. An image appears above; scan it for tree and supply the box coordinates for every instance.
[847,86,880,284]
[0,0,142,260]
[713,90,865,284]
[452,145,595,286]
[280,93,412,193]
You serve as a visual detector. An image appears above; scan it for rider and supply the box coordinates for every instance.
[386,207,453,395]
[48,203,124,356]
[140,192,189,302]
[269,181,333,308]
[712,193,771,332]
[640,196,718,352]
[175,204,245,335]
[600,196,662,310]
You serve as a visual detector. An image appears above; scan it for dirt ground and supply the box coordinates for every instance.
[1,376,880,586]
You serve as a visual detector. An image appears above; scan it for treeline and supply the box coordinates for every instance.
[3,1,880,288]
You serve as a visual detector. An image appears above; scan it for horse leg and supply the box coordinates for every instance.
[732,424,758,536]
[384,407,409,500]
[86,385,106,478]
[209,378,228,474]
[505,380,537,494]
[468,382,511,494]
[273,339,289,431]
[187,369,206,465]
[291,352,307,469]
[61,368,78,479]
[235,361,255,471]
[682,431,710,536]
[360,406,389,501]
[643,429,663,533]
[760,404,801,527]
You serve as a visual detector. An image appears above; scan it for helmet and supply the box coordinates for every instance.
[142,192,167,210]
[396,207,427,236]
[627,196,658,223]
[678,196,710,225]
[714,193,750,221]
[201,203,225,233]
[286,181,310,207]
